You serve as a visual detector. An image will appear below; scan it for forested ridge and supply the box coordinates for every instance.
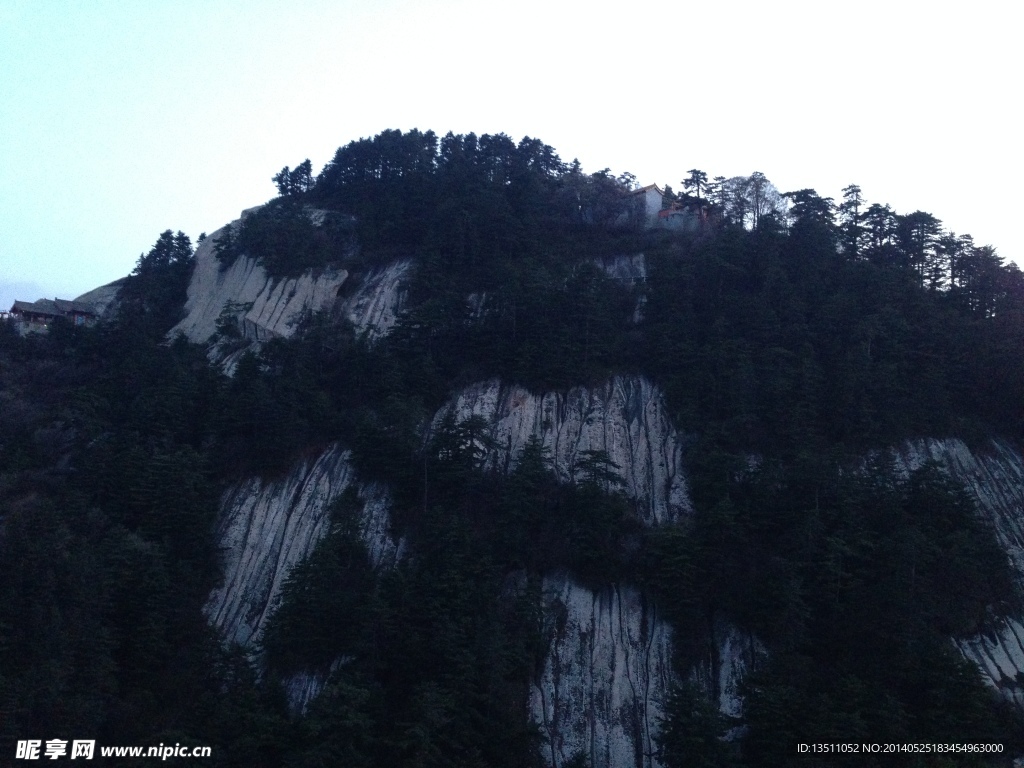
[2,129,1023,766]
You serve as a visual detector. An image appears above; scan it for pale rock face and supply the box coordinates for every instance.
[955,618,1024,708]
[532,573,673,768]
[594,254,646,323]
[594,254,646,286]
[432,375,691,767]
[170,210,412,359]
[205,445,398,648]
[894,438,1024,707]
[434,376,691,525]
[690,624,762,720]
[284,670,329,715]
[341,260,412,340]
[206,375,691,749]
[74,279,125,317]
[284,657,353,716]
[171,214,348,347]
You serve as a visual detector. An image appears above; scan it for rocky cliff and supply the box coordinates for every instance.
[203,392,1024,766]
[433,376,690,767]
[895,438,1024,707]
[194,231,1024,764]
[73,278,125,317]
[205,445,399,648]
[170,210,410,361]
[433,376,691,526]
[532,574,673,768]
[207,372,690,767]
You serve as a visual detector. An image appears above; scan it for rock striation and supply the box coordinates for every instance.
[203,361,1024,763]
[206,374,690,761]
[205,445,398,648]
[434,376,691,525]
[432,376,691,766]
[172,212,346,347]
[594,253,646,286]
[690,623,762,721]
[74,278,125,317]
[170,210,411,361]
[594,254,646,323]
[340,260,412,341]
[894,438,1024,708]
[532,573,673,768]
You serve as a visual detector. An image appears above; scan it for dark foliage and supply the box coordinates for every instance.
[3,131,1024,766]
[214,199,356,278]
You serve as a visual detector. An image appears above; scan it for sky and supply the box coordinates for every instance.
[1,0,1020,309]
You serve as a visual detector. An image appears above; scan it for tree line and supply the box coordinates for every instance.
[3,130,1023,766]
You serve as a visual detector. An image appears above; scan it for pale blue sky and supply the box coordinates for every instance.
[2,0,1019,308]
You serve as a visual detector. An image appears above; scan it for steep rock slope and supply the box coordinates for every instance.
[690,623,762,721]
[74,278,125,317]
[170,210,410,354]
[206,374,690,765]
[532,574,673,768]
[435,376,691,525]
[434,376,690,767]
[594,253,646,286]
[172,212,346,346]
[340,259,413,340]
[594,253,647,323]
[896,438,1024,707]
[205,445,398,647]
[183,228,722,765]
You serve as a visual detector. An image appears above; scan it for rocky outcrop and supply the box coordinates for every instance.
[341,260,412,340]
[894,438,1024,708]
[434,376,691,525]
[434,375,691,766]
[532,574,673,768]
[955,618,1024,708]
[74,278,125,317]
[594,254,646,286]
[205,445,398,648]
[594,254,646,323]
[205,374,691,757]
[690,624,762,721]
[170,209,411,360]
[205,379,1024,759]
[284,657,352,716]
[172,212,347,347]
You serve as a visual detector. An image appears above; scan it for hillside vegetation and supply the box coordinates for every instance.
[2,130,1023,766]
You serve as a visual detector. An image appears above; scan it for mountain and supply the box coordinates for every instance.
[2,130,1024,767]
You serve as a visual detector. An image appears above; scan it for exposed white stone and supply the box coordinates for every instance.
[205,445,398,648]
[690,624,763,721]
[954,618,1024,708]
[341,260,412,340]
[358,481,404,569]
[74,278,124,317]
[433,376,691,766]
[284,670,328,715]
[171,213,349,347]
[208,374,696,760]
[594,254,646,323]
[435,376,691,525]
[894,438,1024,707]
[532,573,673,768]
[594,254,646,286]
[170,209,412,360]
[284,657,353,716]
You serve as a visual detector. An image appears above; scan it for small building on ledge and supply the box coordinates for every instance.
[626,185,714,232]
[657,203,706,232]
[8,298,98,333]
[630,184,666,229]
